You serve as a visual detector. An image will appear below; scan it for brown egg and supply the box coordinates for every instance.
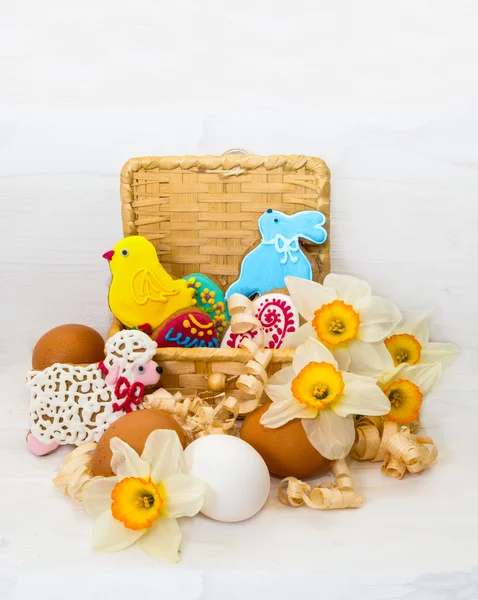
[240,404,331,478]
[32,324,105,370]
[92,409,187,477]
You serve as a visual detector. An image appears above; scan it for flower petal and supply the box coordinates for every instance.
[394,362,442,395]
[82,476,117,519]
[265,383,294,404]
[137,517,182,563]
[348,339,394,377]
[323,273,371,308]
[358,296,402,342]
[260,396,317,428]
[421,342,459,369]
[330,346,351,372]
[285,276,336,321]
[285,321,315,349]
[293,337,338,373]
[395,311,432,346]
[110,437,150,480]
[267,366,295,386]
[301,412,355,460]
[377,363,406,385]
[333,372,390,417]
[163,473,205,518]
[141,430,186,483]
[92,510,144,552]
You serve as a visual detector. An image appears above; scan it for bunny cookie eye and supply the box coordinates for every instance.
[137,365,144,373]
[273,218,279,223]
[121,249,129,257]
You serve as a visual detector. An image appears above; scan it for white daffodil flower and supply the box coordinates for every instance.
[384,312,459,369]
[378,361,442,424]
[82,430,204,563]
[285,274,402,377]
[260,337,391,460]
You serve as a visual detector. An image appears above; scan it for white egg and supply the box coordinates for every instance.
[184,434,271,522]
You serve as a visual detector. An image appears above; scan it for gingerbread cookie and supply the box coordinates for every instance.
[221,293,299,349]
[184,273,230,336]
[153,309,219,348]
[103,236,195,330]
[26,330,162,456]
[225,209,327,299]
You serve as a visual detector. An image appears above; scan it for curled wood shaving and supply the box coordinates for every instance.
[278,459,365,510]
[144,389,239,441]
[228,293,273,414]
[382,428,438,478]
[52,442,97,502]
[353,417,438,479]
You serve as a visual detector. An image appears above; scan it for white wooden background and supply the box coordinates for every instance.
[1,1,477,599]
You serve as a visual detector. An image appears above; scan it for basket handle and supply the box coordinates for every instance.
[222,148,249,156]
[201,149,250,177]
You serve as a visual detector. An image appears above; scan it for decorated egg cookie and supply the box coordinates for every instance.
[153,309,219,348]
[221,293,299,349]
[184,273,230,336]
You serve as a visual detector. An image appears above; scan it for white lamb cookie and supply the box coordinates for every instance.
[26,330,161,456]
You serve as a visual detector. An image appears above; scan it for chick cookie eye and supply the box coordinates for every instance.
[121,249,129,257]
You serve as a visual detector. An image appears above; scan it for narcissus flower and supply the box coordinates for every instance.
[378,362,442,423]
[260,337,391,459]
[384,312,458,369]
[285,274,401,377]
[82,430,204,563]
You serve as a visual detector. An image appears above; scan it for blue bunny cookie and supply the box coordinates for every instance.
[225,209,327,299]
[183,273,230,336]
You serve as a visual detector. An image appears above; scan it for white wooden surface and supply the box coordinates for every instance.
[1,1,478,598]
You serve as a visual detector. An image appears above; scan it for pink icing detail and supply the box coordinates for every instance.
[105,363,120,386]
[221,294,298,349]
[133,360,161,386]
[27,433,60,456]
[226,328,259,348]
[98,360,108,376]
[254,295,297,348]
[112,377,145,414]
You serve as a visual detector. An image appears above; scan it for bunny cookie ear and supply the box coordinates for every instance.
[105,363,120,386]
[288,211,327,244]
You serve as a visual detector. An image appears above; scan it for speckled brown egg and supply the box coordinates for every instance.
[240,404,331,478]
[92,409,187,477]
[32,324,105,370]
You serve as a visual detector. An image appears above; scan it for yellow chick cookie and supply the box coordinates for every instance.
[103,236,195,330]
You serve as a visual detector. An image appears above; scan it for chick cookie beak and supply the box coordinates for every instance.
[102,250,115,261]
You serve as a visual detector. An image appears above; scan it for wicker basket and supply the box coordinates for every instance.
[109,152,331,410]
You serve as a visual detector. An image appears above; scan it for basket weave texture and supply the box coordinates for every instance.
[120,154,331,288]
[115,154,331,406]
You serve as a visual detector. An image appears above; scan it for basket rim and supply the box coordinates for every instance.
[155,347,294,363]
[120,154,331,179]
